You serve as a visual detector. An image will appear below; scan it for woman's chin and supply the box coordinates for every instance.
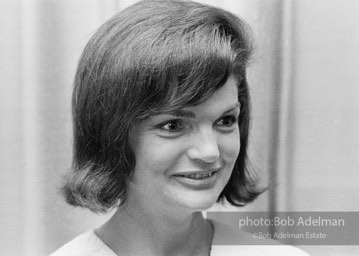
[173,192,221,212]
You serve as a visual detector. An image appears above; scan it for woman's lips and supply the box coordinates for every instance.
[173,170,217,179]
[173,168,220,177]
[172,168,220,190]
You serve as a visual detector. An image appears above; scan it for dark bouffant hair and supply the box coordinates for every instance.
[62,0,263,213]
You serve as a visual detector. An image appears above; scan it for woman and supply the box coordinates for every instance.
[52,0,309,255]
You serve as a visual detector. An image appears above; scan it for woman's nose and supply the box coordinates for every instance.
[187,129,220,163]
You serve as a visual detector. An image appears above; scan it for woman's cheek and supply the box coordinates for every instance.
[141,139,185,173]
[220,135,240,168]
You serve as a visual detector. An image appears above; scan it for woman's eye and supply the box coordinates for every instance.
[216,115,237,127]
[160,120,184,132]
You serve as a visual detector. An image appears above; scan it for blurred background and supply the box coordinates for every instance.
[0,0,358,255]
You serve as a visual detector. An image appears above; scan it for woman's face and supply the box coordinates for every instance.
[127,75,241,214]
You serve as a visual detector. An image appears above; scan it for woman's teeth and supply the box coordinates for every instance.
[182,171,215,179]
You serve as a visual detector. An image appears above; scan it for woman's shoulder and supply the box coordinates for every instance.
[209,219,310,256]
[50,230,116,256]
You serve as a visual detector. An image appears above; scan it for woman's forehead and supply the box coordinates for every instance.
[158,75,239,117]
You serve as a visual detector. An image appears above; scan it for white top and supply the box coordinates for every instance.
[50,220,309,256]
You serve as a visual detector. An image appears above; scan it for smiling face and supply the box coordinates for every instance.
[127,75,240,214]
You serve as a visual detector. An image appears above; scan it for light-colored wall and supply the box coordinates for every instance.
[277,1,359,254]
[290,0,359,211]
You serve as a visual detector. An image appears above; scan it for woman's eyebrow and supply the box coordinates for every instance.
[166,109,196,119]
[163,102,240,118]
[222,102,241,115]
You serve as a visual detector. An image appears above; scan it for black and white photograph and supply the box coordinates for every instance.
[1,0,358,255]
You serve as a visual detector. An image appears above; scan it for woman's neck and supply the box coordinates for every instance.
[96,203,213,256]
